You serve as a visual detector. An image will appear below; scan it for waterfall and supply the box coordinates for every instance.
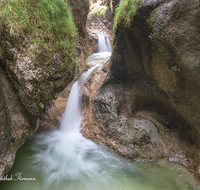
[98,34,112,53]
[59,64,100,133]
[2,50,200,190]
[85,34,112,61]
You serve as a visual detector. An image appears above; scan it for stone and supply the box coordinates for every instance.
[82,0,200,181]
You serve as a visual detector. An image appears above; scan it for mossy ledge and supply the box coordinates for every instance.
[0,0,79,117]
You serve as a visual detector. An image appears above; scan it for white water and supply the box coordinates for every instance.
[98,34,112,53]
[86,34,112,61]
[60,64,100,133]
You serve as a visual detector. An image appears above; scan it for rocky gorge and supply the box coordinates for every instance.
[0,0,200,185]
[82,0,200,180]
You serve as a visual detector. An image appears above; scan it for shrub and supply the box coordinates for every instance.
[113,0,140,30]
[1,0,78,65]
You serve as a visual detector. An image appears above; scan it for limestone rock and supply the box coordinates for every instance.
[0,68,33,176]
[83,0,200,181]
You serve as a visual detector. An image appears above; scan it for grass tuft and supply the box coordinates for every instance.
[113,0,140,31]
[1,0,78,65]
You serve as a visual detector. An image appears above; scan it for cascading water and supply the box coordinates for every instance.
[86,34,112,61]
[98,34,112,52]
[60,64,100,133]
[1,50,200,190]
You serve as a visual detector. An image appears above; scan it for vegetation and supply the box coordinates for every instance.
[39,102,44,109]
[113,0,140,30]
[1,0,78,65]
[89,3,107,19]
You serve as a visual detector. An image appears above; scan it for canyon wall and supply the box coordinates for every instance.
[0,0,90,177]
[82,0,200,180]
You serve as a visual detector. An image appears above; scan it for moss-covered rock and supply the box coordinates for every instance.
[0,0,90,177]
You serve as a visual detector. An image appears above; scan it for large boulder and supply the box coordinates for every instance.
[82,0,200,180]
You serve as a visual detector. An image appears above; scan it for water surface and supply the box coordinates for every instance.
[1,35,200,190]
[0,130,200,190]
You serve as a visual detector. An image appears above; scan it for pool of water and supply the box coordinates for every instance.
[0,130,199,190]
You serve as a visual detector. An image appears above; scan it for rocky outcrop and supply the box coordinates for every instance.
[0,0,90,177]
[82,0,200,180]
[0,21,75,177]
[0,68,33,176]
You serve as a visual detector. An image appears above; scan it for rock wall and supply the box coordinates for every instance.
[68,0,96,72]
[0,67,33,177]
[82,0,200,180]
[0,0,90,177]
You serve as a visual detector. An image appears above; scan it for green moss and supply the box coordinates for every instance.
[132,141,137,145]
[99,85,103,91]
[1,0,78,65]
[113,0,140,30]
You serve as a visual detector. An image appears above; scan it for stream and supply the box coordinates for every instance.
[0,35,200,190]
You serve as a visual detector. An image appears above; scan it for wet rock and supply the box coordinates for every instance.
[0,68,33,176]
[39,59,110,132]
[83,0,200,181]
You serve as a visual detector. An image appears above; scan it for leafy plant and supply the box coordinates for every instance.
[113,0,140,30]
[148,35,153,40]
[39,102,44,109]
[89,3,107,18]
[1,0,78,65]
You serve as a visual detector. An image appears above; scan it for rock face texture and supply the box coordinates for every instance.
[82,0,200,180]
[0,0,90,177]
[0,68,33,177]
[68,0,96,72]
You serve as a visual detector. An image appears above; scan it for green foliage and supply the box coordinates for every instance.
[113,0,140,30]
[148,35,153,40]
[89,3,107,18]
[146,18,151,27]
[39,102,44,109]
[1,0,78,64]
